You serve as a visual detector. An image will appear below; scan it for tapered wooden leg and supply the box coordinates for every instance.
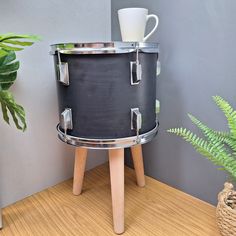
[131,144,145,187]
[73,147,88,195]
[109,148,124,234]
[0,208,2,229]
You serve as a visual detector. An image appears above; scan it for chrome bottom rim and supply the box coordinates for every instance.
[56,124,158,149]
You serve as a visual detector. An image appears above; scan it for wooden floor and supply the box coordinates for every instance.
[0,163,219,236]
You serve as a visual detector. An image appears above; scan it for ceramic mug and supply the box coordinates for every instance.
[118,8,159,42]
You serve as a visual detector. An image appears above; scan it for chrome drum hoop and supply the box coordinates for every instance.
[50,42,159,55]
[56,124,159,149]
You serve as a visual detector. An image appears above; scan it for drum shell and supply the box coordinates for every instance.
[54,52,158,139]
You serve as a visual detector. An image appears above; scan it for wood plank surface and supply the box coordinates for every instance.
[0,163,220,235]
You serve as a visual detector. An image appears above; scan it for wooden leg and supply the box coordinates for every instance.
[0,208,2,229]
[131,144,145,187]
[109,149,124,234]
[73,147,88,195]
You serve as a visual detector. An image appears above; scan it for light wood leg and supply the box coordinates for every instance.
[131,144,145,187]
[73,147,88,195]
[0,208,2,229]
[109,148,124,234]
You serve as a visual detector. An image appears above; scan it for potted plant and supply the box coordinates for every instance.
[0,33,39,229]
[167,96,236,236]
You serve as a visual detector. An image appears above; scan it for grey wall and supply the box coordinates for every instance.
[111,0,236,205]
[1,0,235,208]
[0,0,110,207]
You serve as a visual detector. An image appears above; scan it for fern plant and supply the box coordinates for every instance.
[0,33,39,131]
[167,96,236,182]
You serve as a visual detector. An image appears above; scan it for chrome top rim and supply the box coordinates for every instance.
[56,123,158,149]
[50,41,159,55]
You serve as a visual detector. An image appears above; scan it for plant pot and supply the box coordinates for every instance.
[216,182,236,236]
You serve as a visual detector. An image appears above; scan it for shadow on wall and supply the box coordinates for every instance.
[145,74,186,183]
[127,71,186,187]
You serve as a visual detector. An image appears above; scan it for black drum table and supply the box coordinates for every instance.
[51,42,159,234]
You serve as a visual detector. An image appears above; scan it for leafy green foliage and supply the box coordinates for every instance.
[167,96,236,181]
[0,90,26,131]
[0,33,40,51]
[0,51,18,90]
[0,33,39,131]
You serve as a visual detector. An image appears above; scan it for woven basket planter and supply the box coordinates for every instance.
[216,182,236,236]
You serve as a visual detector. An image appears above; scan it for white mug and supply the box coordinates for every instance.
[118,8,159,42]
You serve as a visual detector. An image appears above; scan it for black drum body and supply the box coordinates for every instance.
[51,42,159,149]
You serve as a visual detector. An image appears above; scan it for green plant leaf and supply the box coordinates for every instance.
[0,33,40,132]
[0,51,16,64]
[0,49,8,58]
[167,95,236,180]
[0,33,41,42]
[0,33,40,51]
[0,72,17,83]
[213,96,236,139]
[187,113,236,153]
[0,61,19,73]
[1,101,9,124]
[0,82,14,90]
[188,113,230,139]
[167,128,236,179]
[0,51,18,90]
[0,90,26,131]
[3,40,34,46]
[0,43,23,51]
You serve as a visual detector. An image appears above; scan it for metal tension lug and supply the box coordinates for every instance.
[58,62,70,86]
[130,61,142,85]
[156,60,161,77]
[131,108,142,143]
[60,108,73,131]
[131,108,142,130]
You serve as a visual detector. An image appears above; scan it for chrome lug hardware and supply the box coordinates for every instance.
[130,61,142,85]
[57,51,69,86]
[60,108,73,141]
[156,60,161,76]
[131,108,142,143]
[130,48,142,85]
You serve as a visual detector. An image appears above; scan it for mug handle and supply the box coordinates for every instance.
[143,14,159,42]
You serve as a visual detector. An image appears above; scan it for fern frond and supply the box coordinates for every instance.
[188,113,230,142]
[188,113,236,155]
[213,96,236,139]
[224,139,236,157]
[167,128,236,179]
